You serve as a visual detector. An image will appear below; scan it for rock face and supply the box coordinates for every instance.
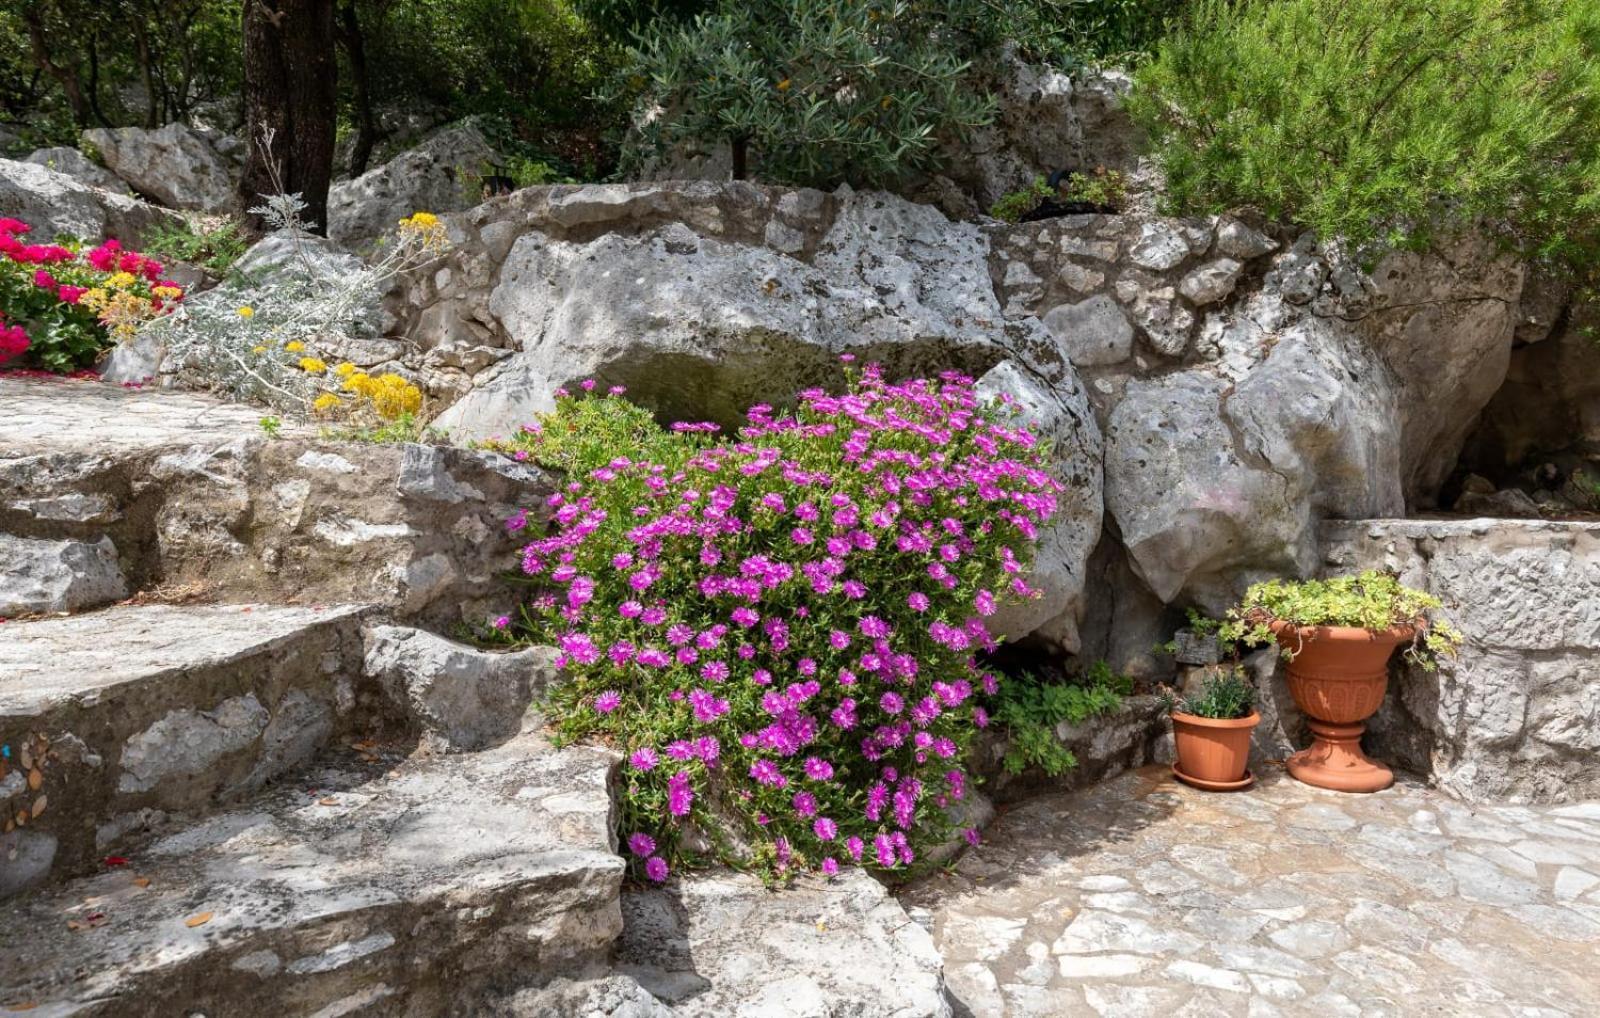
[975,361,1102,651]
[0,156,179,244]
[23,146,126,192]
[0,377,549,627]
[419,183,1060,441]
[0,533,127,616]
[0,732,624,1016]
[82,122,241,212]
[363,624,558,750]
[0,604,372,888]
[619,869,951,1017]
[927,59,1145,213]
[1323,518,1600,804]
[329,120,499,250]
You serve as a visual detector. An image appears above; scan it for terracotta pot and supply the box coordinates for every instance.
[1171,710,1260,791]
[1270,621,1415,793]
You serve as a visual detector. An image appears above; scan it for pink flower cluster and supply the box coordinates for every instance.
[507,364,1061,882]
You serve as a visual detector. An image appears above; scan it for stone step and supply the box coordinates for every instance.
[0,377,549,626]
[0,603,374,894]
[0,732,623,1017]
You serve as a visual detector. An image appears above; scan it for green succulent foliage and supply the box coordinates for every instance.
[991,661,1132,776]
[1128,0,1600,277]
[619,0,1006,188]
[1171,669,1254,720]
[1220,570,1463,672]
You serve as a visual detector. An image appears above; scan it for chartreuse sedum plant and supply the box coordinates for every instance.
[1130,0,1600,277]
[1220,571,1462,672]
[495,363,1064,883]
[137,210,446,419]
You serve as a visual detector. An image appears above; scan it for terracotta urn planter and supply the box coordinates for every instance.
[1271,621,1415,792]
[1172,710,1260,791]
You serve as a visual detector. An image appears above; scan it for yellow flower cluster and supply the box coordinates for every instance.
[298,357,328,374]
[80,288,155,340]
[396,211,449,252]
[342,370,423,420]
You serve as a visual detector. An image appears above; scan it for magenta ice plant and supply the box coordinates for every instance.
[496,363,1063,882]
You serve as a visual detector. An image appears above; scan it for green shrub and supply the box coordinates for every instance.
[143,219,249,279]
[619,0,1006,188]
[1010,0,1188,68]
[991,177,1057,224]
[1129,0,1600,274]
[990,660,1130,776]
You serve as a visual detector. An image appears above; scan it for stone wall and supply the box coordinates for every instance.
[1322,518,1600,804]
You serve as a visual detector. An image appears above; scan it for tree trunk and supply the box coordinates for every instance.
[334,1,378,177]
[22,8,92,128]
[238,0,338,237]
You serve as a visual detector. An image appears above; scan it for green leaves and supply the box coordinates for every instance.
[620,0,1005,188]
[1129,0,1600,278]
[992,663,1128,776]
[1173,668,1253,721]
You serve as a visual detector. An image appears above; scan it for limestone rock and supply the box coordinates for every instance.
[1042,294,1134,367]
[329,121,499,250]
[1179,258,1244,306]
[0,533,127,616]
[1128,221,1191,271]
[620,869,950,1017]
[0,733,624,1015]
[82,122,239,212]
[489,975,674,1018]
[1215,218,1278,259]
[363,624,557,750]
[975,361,1103,650]
[0,156,178,244]
[432,185,1042,439]
[23,146,125,193]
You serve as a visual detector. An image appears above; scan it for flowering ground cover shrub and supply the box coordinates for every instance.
[0,219,184,372]
[140,210,442,421]
[493,362,1064,883]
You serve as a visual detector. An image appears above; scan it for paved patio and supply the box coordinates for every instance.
[902,766,1600,1017]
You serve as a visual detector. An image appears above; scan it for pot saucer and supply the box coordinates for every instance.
[1172,764,1255,792]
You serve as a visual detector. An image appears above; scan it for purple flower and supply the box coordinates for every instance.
[803,757,834,781]
[813,816,838,840]
[593,690,621,713]
[792,791,818,817]
[821,856,840,876]
[879,692,904,716]
[667,771,695,816]
[963,828,981,847]
[845,836,864,861]
[629,747,659,771]
[907,591,930,612]
[975,589,996,617]
[628,832,656,857]
[749,759,787,788]
[645,856,669,882]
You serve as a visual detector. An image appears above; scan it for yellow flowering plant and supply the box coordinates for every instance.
[137,205,448,418]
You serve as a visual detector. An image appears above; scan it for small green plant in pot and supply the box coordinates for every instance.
[1221,571,1461,793]
[1167,669,1259,791]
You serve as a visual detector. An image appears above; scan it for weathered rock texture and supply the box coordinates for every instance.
[329,120,499,250]
[1323,518,1600,804]
[0,377,549,626]
[82,121,242,212]
[620,869,951,1017]
[23,146,127,193]
[0,604,371,890]
[0,733,624,1016]
[363,624,559,750]
[0,156,180,244]
[0,532,127,616]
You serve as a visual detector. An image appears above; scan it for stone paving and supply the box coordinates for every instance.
[902,766,1600,1017]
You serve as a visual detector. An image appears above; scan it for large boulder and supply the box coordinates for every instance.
[975,360,1103,651]
[0,157,179,244]
[23,147,126,193]
[82,122,240,212]
[0,533,128,616]
[328,121,500,250]
[424,183,1059,440]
